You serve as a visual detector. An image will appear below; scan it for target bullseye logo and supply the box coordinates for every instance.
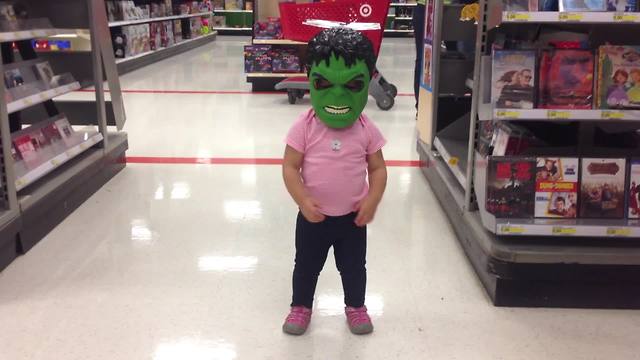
[360,4,372,17]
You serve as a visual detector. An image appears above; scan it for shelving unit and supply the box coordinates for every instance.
[0,0,129,269]
[212,8,253,35]
[115,31,217,73]
[385,2,416,37]
[102,1,219,74]
[108,11,211,27]
[416,0,640,308]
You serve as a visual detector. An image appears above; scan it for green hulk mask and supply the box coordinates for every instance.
[310,55,370,129]
[307,27,376,129]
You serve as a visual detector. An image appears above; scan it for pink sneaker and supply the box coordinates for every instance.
[345,306,374,335]
[282,306,312,335]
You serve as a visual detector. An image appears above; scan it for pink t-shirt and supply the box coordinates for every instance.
[286,109,386,216]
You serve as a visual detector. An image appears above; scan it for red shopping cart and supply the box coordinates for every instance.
[274,0,398,110]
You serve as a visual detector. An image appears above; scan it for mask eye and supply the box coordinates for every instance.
[345,79,365,92]
[313,78,332,90]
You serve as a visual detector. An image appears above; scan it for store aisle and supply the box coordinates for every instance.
[1,36,639,360]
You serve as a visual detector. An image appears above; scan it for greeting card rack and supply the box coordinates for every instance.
[416,0,640,307]
[0,0,128,271]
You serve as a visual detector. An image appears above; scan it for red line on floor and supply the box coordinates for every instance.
[76,89,414,96]
[126,156,423,167]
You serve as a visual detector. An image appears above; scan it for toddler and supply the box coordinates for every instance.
[281,28,387,335]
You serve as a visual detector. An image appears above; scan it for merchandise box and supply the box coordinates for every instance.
[535,157,579,218]
[486,157,536,218]
[579,158,627,219]
[244,45,272,73]
[559,0,606,11]
[503,0,539,11]
[607,0,637,11]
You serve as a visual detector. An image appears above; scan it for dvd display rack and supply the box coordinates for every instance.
[104,0,218,74]
[416,0,640,307]
[0,0,128,271]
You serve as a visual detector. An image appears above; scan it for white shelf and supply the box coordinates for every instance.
[14,131,104,191]
[0,28,61,42]
[493,108,640,121]
[213,9,253,13]
[246,72,306,78]
[394,17,413,20]
[495,218,640,237]
[109,11,212,27]
[434,136,468,190]
[252,38,306,45]
[502,11,640,24]
[213,27,252,31]
[116,31,217,64]
[390,2,418,6]
[7,82,81,114]
[384,29,414,32]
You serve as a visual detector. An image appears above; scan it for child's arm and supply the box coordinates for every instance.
[282,145,326,223]
[355,149,387,227]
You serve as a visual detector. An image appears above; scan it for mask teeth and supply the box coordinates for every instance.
[324,106,351,115]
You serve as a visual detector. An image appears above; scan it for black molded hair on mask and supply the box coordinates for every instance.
[306,27,376,77]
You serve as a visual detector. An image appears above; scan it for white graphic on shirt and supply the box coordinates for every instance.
[331,139,342,152]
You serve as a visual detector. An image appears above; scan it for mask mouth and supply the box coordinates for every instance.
[323,105,351,115]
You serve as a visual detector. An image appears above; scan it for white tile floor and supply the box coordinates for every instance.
[1,36,639,360]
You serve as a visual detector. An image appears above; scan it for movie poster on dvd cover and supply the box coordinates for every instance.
[535,157,579,218]
[486,157,536,218]
[539,50,594,109]
[580,158,627,218]
[597,46,640,109]
[492,50,536,109]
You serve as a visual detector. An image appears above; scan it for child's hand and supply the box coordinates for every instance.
[301,197,326,223]
[355,196,380,227]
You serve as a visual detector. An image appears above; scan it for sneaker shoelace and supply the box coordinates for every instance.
[346,307,371,326]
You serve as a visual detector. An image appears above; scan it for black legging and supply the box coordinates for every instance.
[412,3,426,108]
[291,212,367,309]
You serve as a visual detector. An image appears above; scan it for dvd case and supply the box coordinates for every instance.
[486,157,536,218]
[34,62,55,87]
[606,0,637,11]
[503,0,539,11]
[539,50,594,109]
[535,157,579,218]
[628,159,640,219]
[580,158,627,218]
[492,50,536,109]
[560,0,606,11]
[597,46,640,110]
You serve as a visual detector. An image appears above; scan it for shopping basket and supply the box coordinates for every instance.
[275,0,398,110]
[279,0,389,55]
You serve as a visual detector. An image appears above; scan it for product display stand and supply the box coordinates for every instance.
[385,2,416,37]
[0,0,128,266]
[245,0,306,91]
[212,9,253,35]
[417,0,640,308]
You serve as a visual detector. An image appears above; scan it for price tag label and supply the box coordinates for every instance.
[24,98,32,106]
[500,225,525,234]
[547,110,571,119]
[559,12,584,21]
[448,157,459,166]
[496,110,520,119]
[601,110,625,119]
[606,227,631,236]
[15,179,25,188]
[39,93,47,101]
[33,30,45,37]
[613,13,638,22]
[505,12,531,21]
[80,144,87,150]
[552,226,576,235]
[50,159,59,166]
